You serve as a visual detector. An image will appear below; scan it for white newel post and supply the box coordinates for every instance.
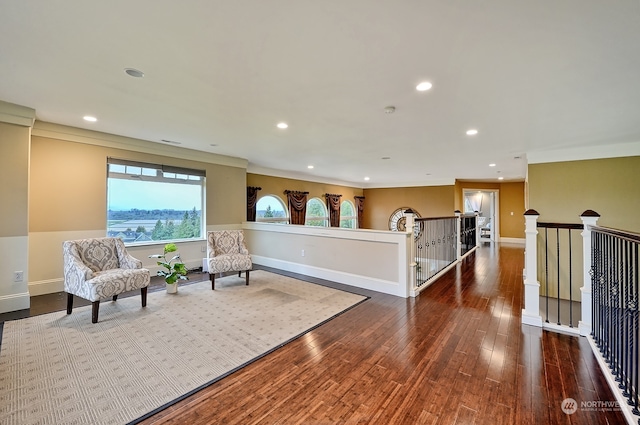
[404,209,416,291]
[579,210,600,336]
[522,209,543,327]
[455,210,462,260]
[475,211,480,247]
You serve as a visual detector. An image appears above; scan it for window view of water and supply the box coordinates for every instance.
[107,178,203,243]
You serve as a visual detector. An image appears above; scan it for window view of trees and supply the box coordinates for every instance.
[108,207,201,243]
[340,200,357,228]
[306,198,328,227]
[256,195,288,223]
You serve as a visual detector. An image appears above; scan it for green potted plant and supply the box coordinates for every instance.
[149,243,189,294]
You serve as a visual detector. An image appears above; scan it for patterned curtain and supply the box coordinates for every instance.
[284,190,309,225]
[354,196,365,229]
[325,193,342,227]
[246,186,261,222]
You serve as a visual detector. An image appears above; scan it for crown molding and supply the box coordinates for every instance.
[363,178,456,189]
[0,100,36,127]
[247,165,364,188]
[527,141,640,164]
[31,121,248,169]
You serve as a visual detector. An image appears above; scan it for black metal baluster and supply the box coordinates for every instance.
[632,241,639,415]
[620,239,628,395]
[569,229,573,327]
[602,232,610,362]
[613,238,624,382]
[545,227,549,323]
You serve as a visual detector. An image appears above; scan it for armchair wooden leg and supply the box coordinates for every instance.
[141,287,148,307]
[66,293,73,315]
[246,270,250,286]
[112,295,118,302]
[211,273,215,290]
[92,301,100,324]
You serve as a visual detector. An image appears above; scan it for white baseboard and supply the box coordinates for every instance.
[500,237,525,244]
[0,292,30,314]
[251,255,404,297]
[542,322,580,336]
[29,279,64,296]
[587,336,639,425]
[410,260,459,297]
[521,310,543,327]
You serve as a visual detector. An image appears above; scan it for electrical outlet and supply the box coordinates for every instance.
[13,271,24,282]
[201,246,206,253]
[301,249,305,257]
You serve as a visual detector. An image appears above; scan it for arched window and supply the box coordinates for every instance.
[340,200,357,229]
[305,197,328,227]
[256,195,289,224]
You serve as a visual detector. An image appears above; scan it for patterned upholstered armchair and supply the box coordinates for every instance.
[207,230,252,290]
[63,237,150,323]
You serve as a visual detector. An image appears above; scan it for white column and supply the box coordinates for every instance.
[475,211,480,247]
[404,209,416,292]
[579,210,600,336]
[455,210,462,260]
[522,209,543,327]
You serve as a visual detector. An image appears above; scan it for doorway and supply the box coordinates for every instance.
[463,189,500,242]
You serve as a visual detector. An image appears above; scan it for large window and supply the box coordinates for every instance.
[340,200,357,228]
[306,197,328,227]
[106,158,205,244]
[256,195,289,224]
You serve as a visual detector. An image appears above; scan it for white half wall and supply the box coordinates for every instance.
[243,222,411,298]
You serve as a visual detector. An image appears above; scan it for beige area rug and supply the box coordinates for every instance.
[0,270,367,425]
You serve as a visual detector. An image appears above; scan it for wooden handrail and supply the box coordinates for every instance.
[591,225,640,244]
[537,222,583,230]
[415,216,457,222]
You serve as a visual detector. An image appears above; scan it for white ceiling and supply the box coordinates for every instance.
[1,1,640,187]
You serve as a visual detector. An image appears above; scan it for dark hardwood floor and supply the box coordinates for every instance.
[1,244,628,424]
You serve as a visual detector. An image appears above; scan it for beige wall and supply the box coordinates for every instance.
[362,185,455,231]
[454,180,525,239]
[246,173,364,218]
[500,182,526,238]
[30,136,246,232]
[528,156,640,232]
[0,122,30,237]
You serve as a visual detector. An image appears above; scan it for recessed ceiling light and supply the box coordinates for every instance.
[466,129,478,136]
[160,139,182,145]
[307,165,314,169]
[381,156,391,160]
[124,68,144,78]
[498,177,504,180]
[210,143,218,147]
[277,122,288,129]
[489,163,496,167]
[83,116,97,122]
[384,106,396,114]
[364,177,370,181]
[416,82,432,91]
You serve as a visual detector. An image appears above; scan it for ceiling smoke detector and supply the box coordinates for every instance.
[384,106,396,114]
